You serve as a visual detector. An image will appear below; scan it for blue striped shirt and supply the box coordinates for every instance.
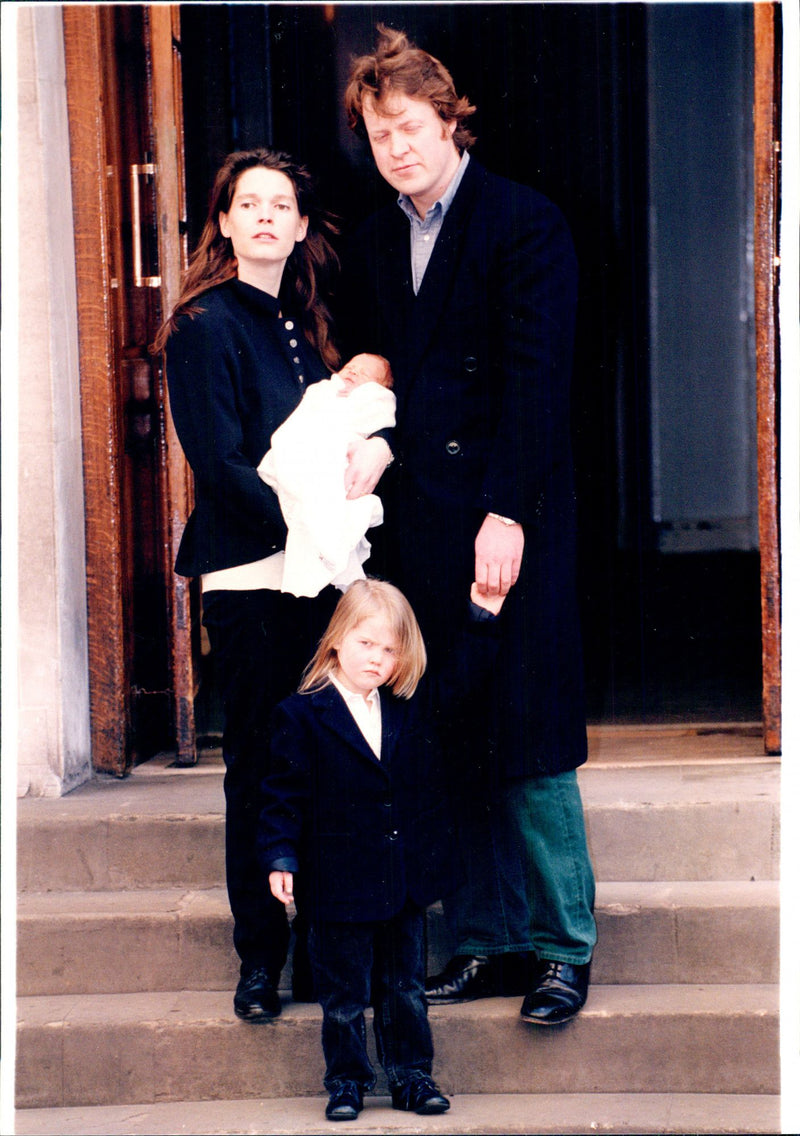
[397,152,471,294]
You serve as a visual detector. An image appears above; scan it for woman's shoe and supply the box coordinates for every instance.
[233,967,281,1021]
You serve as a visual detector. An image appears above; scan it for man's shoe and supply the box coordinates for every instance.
[233,967,281,1022]
[425,952,531,1003]
[520,959,590,1026]
[425,954,497,1003]
[391,1075,450,1115]
[325,1082,363,1121]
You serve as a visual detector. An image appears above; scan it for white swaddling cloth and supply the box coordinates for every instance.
[258,376,396,597]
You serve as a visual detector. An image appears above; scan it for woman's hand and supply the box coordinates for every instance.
[269,870,294,905]
[345,436,393,499]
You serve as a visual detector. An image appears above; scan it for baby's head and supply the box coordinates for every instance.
[299,578,426,699]
[335,353,394,393]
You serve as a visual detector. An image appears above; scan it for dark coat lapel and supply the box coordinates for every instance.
[404,159,483,377]
[311,683,390,776]
[371,159,484,410]
[378,691,405,772]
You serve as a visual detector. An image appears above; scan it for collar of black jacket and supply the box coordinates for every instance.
[229,276,283,318]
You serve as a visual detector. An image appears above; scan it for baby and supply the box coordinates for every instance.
[258,353,395,598]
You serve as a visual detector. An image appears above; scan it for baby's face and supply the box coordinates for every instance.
[336,354,388,393]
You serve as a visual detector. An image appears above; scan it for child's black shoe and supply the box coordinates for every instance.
[391,1075,450,1114]
[325,1082,363,1121]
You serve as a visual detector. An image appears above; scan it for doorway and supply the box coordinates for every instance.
[178,2,764,731]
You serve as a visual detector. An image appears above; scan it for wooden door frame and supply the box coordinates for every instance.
[63,3,195,774]
[149,5,198,765]
[754,3,782,755]
[63,5,132,775]
[63,3,783,771]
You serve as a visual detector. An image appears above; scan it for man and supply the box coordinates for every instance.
[339,24,596,1026]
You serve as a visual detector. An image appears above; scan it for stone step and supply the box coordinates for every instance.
[16,755,780,890]
[12,1091,782,1136]
[15,985,779,1109]
[17,880,779,997]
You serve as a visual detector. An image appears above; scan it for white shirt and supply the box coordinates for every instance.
[329,674,382,759]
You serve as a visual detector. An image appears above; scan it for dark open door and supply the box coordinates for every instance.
[63,4,197,774]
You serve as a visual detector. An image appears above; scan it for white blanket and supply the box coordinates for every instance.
[258,377,396,597]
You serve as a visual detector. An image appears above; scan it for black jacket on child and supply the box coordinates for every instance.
[257,612,499,924]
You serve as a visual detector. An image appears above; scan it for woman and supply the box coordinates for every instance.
[154,149,392,1022]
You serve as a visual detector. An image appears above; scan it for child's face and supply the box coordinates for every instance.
[334,614,399,696]
[335,353,388,394]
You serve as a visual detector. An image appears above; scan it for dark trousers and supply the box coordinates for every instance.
[202,587,336,979]
[310,903,433,1092]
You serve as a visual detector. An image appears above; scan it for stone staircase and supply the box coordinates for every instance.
[15,726,781,1134]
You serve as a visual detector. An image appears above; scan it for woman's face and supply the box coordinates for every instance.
[219,166,308,283]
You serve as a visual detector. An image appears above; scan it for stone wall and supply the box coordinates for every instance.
[13,5,91,796]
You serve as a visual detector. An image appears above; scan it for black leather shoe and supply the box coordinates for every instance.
[425,954,496,1003]
[391,1075,450,1115]
[233,967,281,1022]
[325,1082,363,1121]
[520,959,590,1026]
[426,952,531,1003]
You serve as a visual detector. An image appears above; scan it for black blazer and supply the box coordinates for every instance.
[339,158,587,778]
[165,278,328,577]
[258,609,500,923]
[257,684,459,923]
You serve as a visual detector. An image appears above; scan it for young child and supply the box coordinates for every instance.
[258,578,503,1122]
[257,353,395,598]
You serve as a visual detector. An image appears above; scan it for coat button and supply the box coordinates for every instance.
[284,320,294,330]
[464,356,478,372]
[388,830,399,841]
[446,439,461,456]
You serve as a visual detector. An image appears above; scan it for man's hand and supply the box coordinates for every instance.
[269,870,295,906]
[474,514,524,597]
[345,436,393,499]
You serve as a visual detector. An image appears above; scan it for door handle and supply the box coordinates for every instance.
[130,163,161,287]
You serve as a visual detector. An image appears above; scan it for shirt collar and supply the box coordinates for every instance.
[329,673,380,711]
[397,150,470,225]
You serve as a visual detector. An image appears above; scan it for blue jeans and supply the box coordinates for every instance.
[444,769,596,965]
[310,903,433,1092]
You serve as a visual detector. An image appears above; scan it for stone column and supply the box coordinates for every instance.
[13,6,91,796]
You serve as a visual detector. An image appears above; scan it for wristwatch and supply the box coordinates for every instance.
[487,511,518,526]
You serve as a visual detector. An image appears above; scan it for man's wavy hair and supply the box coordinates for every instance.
[344,24,476,152]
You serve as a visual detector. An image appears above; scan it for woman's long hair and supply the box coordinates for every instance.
[152,148,340,368]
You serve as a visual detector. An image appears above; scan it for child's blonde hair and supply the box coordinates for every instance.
[300,578,427,699]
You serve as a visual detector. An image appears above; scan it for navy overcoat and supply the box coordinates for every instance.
[340,158,587,778]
